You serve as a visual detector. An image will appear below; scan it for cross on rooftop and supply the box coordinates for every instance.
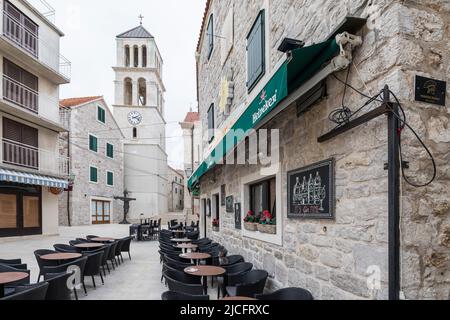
[139,14,144,25]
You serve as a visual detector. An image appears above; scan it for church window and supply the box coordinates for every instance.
[133,127,138,139]
[133,45,139,67]
[142,46,147,67]
[138,78,147,106]
[124,78,133,105]
[125,45,130,67]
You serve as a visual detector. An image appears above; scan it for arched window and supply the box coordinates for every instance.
[133,127,138,139]
[138,78,146,106]
[124,78,133,105]
[133,45,139,67]
[124,45,130,67]
[142,46,147,67]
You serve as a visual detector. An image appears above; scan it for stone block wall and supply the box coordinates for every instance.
[196,0,450,299]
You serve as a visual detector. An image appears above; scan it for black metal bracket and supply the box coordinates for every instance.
[385,161,409,170]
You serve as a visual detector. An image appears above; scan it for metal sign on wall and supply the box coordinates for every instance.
[415,75,446,106]
[287,159,335,219]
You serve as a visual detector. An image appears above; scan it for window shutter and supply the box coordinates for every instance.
[107,172,113,186]
[247,11,265,90]
[207,15,214,58]
[107,143,114,158]
[89,135,98,152]
[3,118,22,143]
[90,167,98,182]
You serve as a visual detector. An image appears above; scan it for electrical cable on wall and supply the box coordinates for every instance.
[329,71,437,188]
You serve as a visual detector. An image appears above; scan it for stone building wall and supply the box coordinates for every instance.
[196,0,450,299]
[58,100,124,226]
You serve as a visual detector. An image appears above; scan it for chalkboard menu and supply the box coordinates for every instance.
[226,196,234,213]
[287,159,335,219]
[234,203,242,230]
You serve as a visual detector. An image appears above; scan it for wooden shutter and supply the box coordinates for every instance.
[247,11,265,91]
[90,167,98,182]
[107,172,114,186]
[3,118,22,142]
[207,15,214,58]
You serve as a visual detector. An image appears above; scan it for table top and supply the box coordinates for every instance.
[180,252,211,260]
[172,230,186,233]
[184,265,226,277]
[170,238,192,243]
[91,237,115,242]
[41,252,82,261]
[176,244,198,250]
[74,243,105,249]
[220,296,258,301]
[0,272,29,285]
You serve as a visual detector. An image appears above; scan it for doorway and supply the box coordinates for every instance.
[0,183,42,238]
[91,200,111,225]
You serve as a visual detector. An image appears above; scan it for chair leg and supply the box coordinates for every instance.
[82,281,87,295]
[128,252,131,260]
[100,272,104,285]
[73,288,78,301]
[111,260,115,270]
[106,263,111,274]
[92,276,96,289]
[120,254,124,263]
[37,274,41,283]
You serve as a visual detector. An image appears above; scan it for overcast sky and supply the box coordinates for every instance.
[49,0,206,170]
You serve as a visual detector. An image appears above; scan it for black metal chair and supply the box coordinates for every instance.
[0,258,22,265]
[225,270,269,298]
[106,241,119,271]
[164,268,201,285]
[87,235,100,240]
[0,263,27,270]
[220,255,245,266]
[120,236,133,261]
[43,256,88,299]
[0,264,30,290]
[83,251,104,288]
[218,262,253,299]
[54,244,81,253]
[34,249,58,282]
[69,240,85,246]
[114,239,125,264]
[163,272,204,296]
[255,287,314,300]
[1,282,49,301]
[161,291,210,301]
[44,272,75,300]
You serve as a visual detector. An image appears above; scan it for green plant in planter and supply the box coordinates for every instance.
[260,210,276,225]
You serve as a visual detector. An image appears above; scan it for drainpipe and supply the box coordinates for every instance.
[66,131,71,227]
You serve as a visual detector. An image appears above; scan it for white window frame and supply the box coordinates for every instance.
[89,166,99,184]
[97,105,106,125]
[106,142,114,159]
[240,169,283,246]
[106,170,114,187]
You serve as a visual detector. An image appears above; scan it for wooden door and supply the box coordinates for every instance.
[91,200,111,225]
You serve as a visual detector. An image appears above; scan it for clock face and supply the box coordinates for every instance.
[128,111,142,126]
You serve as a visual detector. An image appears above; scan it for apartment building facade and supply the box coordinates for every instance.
[191,0,449,300]
[58,96,124,226]
[0,0,70,238]
[167,166,184,212]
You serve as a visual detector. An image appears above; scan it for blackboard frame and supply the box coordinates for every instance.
[234,203,242,230]
[287,158,335,220]
[226,196,234,213]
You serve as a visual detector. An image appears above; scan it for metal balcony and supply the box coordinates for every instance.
[2,75,39,113]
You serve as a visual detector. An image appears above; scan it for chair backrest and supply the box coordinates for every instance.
[115,239,125,255]
[163,268,201,285]
[44,272,74,300]
[87,235,99,240]
[234,270,268,298]
[1,263,27,270]
[42,256,88,277]
[54,244,81,253]
[69,240,84,246]
[164,256,194,268]
[1,282,49,301]
[225,262,253,276]
[83,251,104,276]
[34,250,58,269]
[0,264,30,286]
[107,242,118,260]
[0,258,22,265]
[161,291,209,301]
[120,237,133,252]
[76,238,90,243]
[163,273,204,296]
[221,255,245,266]
[255,287,314,300]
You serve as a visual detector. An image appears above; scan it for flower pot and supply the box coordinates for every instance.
[243,222,258,232]
[257,224,276,234]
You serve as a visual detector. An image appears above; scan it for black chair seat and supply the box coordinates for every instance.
[225,286,237,297]
[255,287,314,300]
[1,282,49,301]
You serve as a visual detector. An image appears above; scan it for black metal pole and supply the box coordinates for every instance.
[385,85,401,300]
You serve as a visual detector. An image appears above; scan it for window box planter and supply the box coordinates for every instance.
[244,222,258,232]
[257,224,276,234]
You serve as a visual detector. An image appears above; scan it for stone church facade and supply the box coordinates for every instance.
[193,0,450,300]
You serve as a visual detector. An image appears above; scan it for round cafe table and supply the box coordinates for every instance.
[91,237,115,243]
[0,272,29,298]
[41,252,82,262]
[176,243,198,253]
[170,238,192,243]
[184,265,226,294]
[220,296,258,301]
[74,243,105,251]
[179,252,211,265]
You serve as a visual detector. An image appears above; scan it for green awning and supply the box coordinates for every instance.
[188,39,339,190]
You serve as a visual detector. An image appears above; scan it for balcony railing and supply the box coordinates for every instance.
[3,75,39,113]
[2,138,69,176]
[2,11,71,80]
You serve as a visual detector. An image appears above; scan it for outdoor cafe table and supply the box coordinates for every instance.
[74,243,105,251]
[171,230,186,238]
[176,243,198,253]
[0,272,29,298]
[179,252,211,265]
[220,297,258,301]
[184,266,226,294]
[170,238,192,243]
[91,237,116,243]
[40,252,82,265]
